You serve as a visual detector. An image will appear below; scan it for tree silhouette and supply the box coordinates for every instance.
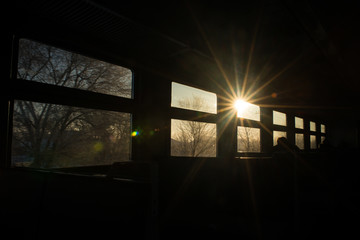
[171,96,216,157]
[12,39,132,168]
[237,126,260,152]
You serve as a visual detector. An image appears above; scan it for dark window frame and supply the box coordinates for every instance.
[170,81,218,158]
[7,36,136,169]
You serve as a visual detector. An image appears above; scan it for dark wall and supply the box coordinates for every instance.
[0,168,155,240]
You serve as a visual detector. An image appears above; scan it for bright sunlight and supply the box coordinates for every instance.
[234,99,260,121]
[234,99,249,116]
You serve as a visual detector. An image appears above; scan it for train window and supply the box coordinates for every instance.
[310,121,316,132]
[321,124,326,133]
[171,82,217,114]
[295,117,304,129]
[237,126,261,152]
[310,135,317,149]
[171,119,216,157]
[295,133,304,150]
[273,131,287,146]
[235,100,260,121]
[12,100,131,168]
[273,111,287,126]
[18,39,133,98]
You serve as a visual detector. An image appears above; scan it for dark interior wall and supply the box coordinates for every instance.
[327,114,359,149]
[3,1,360,240]
[3,153,355,240]
[0,168,155,240]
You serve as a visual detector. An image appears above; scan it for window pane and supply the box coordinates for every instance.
[321,124,326,133]
[310,121,316,132]
[171,119,216,157]
[295,117,304,129]
[310,135,317,149]
[295,133,304,150]
[321,136,326,144]
[171,82,217,114]
[18,39,132,98]
[235,100,260,121]
[273,131,287,146]
[237,126,261,152]
[12,100,131,168]
[273,111,287,126]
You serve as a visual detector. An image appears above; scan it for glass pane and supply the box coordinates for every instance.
[171,82,217,114]
[171,119,216,157]
[273,131,287,146]
[310,121,316,132]
[295,117,304,129]
[321,136,326,144]
[321,124,326,133]
[273,111,287,126]
[18,39,132,98]
[235,100,260,121]
[310,135,317,149]
[237,126,261,152]
[12,100,131,168]
[295,133,304,150]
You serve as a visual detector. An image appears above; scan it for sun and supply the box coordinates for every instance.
[234,99,249,115]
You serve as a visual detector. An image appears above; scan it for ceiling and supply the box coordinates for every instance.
[11,0,360,121]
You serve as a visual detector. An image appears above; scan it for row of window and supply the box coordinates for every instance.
[10,39,326,168]
[171,82,326,155]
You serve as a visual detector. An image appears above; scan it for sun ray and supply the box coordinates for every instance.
[232,36,242,100]
[245,54,302,100]
[211,77,238,101]
[186,3,237,99]
[241,5,264,99]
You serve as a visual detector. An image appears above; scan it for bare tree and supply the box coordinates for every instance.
[171,96,216,157]
[237,126,260,152]
[12,39,132,168]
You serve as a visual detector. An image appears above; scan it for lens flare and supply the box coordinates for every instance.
[131,131,139,137]
[93,142,104,152]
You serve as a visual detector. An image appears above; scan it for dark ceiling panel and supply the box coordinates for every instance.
[12,0,360,119]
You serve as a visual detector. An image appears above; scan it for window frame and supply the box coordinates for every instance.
[8,36,136,169]
[170,81,218,158]
[235,104,262,156]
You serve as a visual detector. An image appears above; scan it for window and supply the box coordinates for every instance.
[237,126,261,152]
[321,136,326,144]
[273,111,286,126]
[18,39,133,98]
[321,124,326,133]
[310,121,316,132]
[295,117,304,129]
[12,39,133,168]
[12,101,131,168]
[310,135,317,149]
[171,82,217,157]
[273,131,287,146]
[235,100,260,121]
[171,119,216,157]
[171,82,217,114]
[295,133,304,150]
